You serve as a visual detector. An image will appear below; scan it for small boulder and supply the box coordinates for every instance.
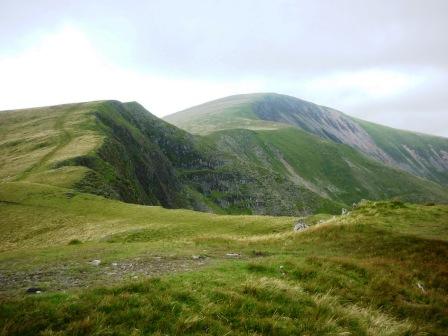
[293,221,309,231]
[417,282,425,293]
[26,287,43,294]
[89,259,101,266]
[226,253,241,258]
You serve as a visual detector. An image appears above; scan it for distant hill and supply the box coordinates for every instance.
[0,98,447,217]
[165,93,448,185]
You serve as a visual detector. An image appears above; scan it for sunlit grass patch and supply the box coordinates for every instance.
[0,181,447,334]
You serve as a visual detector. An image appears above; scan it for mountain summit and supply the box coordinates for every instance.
[165,93,448,185]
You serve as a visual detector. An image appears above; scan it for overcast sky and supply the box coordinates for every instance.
[1,0,447,136]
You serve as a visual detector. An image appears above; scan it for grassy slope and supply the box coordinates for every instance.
[0,182,294,252]
[0,101,341,216]
[0,102,103,187]
[0,101,216,210]
[208,127,448,205]
[76,101,210,208]
[0,182,447,335]
[166,93,448,186]
[355,118,448,185]
[3,100,445,217]
[81,101,341,215]
[164,93,287,135]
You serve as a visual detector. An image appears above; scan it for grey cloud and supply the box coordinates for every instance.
[347,71,448,136]
[0,0,447,135]
[2,0,448,75]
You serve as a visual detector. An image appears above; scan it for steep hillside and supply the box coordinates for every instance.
[0,101,207,209]
[165,93,448,185]
[0,101,339,215]
[0,101,103,186]
[207,127,448,206]
[1,100,447,217]
[354,118,448,185]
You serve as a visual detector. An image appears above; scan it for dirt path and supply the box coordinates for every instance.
[0,255,213,299]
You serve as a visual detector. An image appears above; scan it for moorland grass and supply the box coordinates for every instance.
[1,100,447,335]
[0,102,102,187]
[0,182,447,335]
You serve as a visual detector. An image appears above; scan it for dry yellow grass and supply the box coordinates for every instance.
[0,102,103,186]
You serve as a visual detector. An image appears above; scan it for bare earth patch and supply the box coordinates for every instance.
[0,255,212,299]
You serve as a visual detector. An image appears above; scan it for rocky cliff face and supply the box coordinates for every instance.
[252,94,394,164]
[353,118,448,185]
[252,94,448,185]
[74,101,339,215]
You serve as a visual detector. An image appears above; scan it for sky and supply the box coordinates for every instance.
[0,0,447,136]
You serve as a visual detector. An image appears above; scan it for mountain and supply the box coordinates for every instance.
[0,100,340,215]
[1,98,447,217]
[206,127,447,208]
[2,97,448,334]
[2,99,448,335]
[0,100,207,209]
[165,93,448,185]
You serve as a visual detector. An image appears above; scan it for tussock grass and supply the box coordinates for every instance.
[0,186,447,334]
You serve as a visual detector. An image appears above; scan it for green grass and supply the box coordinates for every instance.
[208,127,448,206]
[1,99,448,334]
[164,93,287,135]
[0,102,103,187]
[0,182,294,252]
[1,181,447,335]
[1,100,446,218]
[165,92,448,188]
[355,118,448,185]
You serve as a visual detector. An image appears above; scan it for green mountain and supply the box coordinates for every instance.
[207,127,447,208]
[2,99,448,335]
[1,99,447,218]
[165,93,448,185]
[0,100,204,209]
[165,93,448,209]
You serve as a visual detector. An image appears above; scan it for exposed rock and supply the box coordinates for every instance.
[226,253,241,258]
[417,282,425,293]
[26,287,43,294]
[89,259,101,266]
[251,93,393,165]
[293,221,309,231]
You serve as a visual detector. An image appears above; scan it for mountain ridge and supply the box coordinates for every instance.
[2,98,447,217]
[165,92,448,185]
